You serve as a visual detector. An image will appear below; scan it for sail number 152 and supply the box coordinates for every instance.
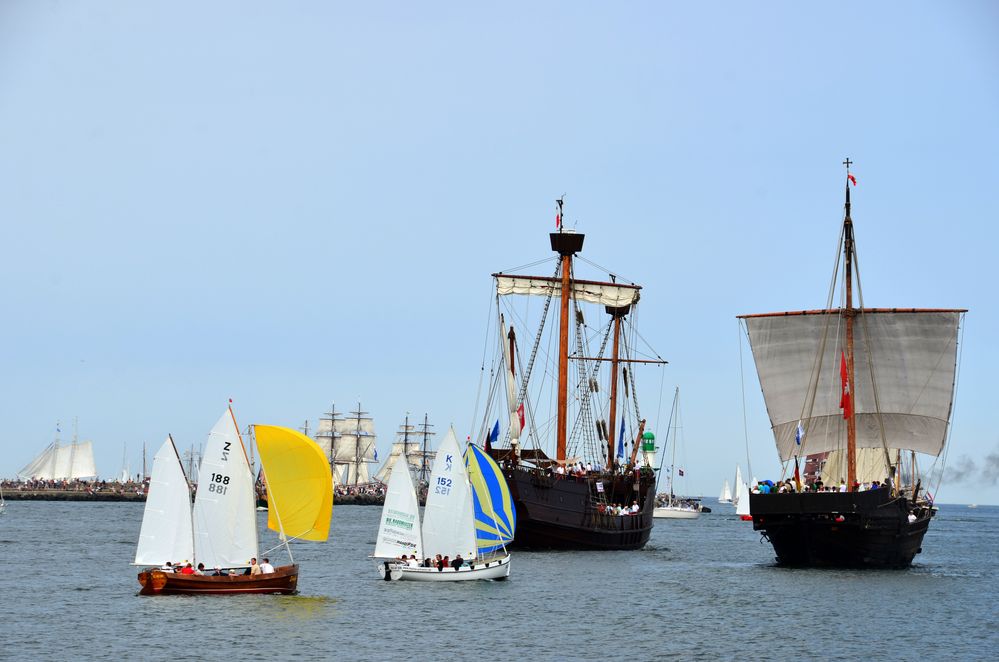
[434,476,452,495]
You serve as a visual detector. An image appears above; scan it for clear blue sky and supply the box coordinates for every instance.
[2,1,996,504]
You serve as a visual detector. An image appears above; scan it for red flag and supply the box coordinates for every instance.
[517,402,525,430]
[839,351,852,419]
[847,173,857,186]
[555,213,561,229]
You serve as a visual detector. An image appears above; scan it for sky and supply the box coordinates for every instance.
[1,1,997,504]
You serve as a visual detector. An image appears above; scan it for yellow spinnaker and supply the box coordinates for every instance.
[254,425,333,542]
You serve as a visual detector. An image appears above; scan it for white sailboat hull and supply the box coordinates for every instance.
[376,555,511,582]
[653,506,700,519]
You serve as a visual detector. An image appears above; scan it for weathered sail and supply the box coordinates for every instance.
[134,436,194,565]
[495,274,640,307]
[374,462,423,559]
[255,425,333,542]
[465,443,516,555]
[422,428,477,561]
[192,408,258,568]
[742,309,963,461]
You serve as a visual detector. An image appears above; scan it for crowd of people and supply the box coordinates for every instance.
[1,478,148,495]
[394,553,467,571]
[158,556,277,576]
[596,500,641,516]
[753,478,894,494]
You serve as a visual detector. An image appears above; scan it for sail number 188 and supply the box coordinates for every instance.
[208,472,230,495]
[434,476,452,495]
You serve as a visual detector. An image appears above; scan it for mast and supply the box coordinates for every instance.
[550,198,584,463]
[606,304,629,469]
[419,413,433,483]
[843,158,858,488]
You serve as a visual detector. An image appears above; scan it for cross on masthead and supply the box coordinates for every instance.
[843,157,853,171]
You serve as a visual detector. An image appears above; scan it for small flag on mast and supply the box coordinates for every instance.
[847,173,857,186]
[839,351,852,419]
[795,420,804,446]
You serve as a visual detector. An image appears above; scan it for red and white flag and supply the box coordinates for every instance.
[847,173,857,187]
[839,350,852,419]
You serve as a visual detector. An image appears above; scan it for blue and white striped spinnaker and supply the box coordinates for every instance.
[464,443,516,555]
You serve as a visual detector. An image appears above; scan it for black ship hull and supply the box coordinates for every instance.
[502,467,656,550]
[750,489,934,569]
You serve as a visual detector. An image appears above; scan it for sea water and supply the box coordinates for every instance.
[2,501,996,660]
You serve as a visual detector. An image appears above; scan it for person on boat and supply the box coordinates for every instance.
[160,561,174,572]
[259,558,275,574]
[195,563,206,576]
[245,558,260,575]
[442,555,450,569]
[406,555,419,568]
[180,563,196,575]
[423,557,433,568]
[451,554,464,569]
[630,501,639,513]
[434,554,443,571]
[212,566,228,576]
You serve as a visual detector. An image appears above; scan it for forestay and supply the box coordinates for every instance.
[742,309,963,461]
[495,274,640,307]
[465,443,516,555]
[374,462,423,559]
[422,428,477,561]
[134,436,194,565]
[192,408,258,568]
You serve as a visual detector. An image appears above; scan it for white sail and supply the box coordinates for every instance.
[421,428,477,561]
[496,274,641,307]
[374,463,423,559]
[135,436,194,566]
[733,466,744,504]
[192,408,258,568]
[742,309,963,461]
[17,441,97,480]
[500,317,522,444]
[68,441,97,479]
[736,486,751,517]
[719,480,732,502]
[333,433,377,463]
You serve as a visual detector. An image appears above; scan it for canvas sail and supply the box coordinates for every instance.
[495,274,641,307]
[374,462,423,559]
[192,408,258,568]
[134,436,194,565]
[719,480,732,502]
[421,428,477,561]
[742,309,963,461]
[255,425,333,542]
[465,443,516,555]
[17,441,97,480]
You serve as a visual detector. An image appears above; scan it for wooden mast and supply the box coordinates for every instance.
[843,158,858,488]
[606,305,629,469]
[550,198,583,464]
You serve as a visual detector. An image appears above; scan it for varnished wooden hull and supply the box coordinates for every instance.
[502,468,655,550]
[137,564,298,595]
[750,490,934,568]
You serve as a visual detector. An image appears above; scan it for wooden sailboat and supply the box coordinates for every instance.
[136,407,333,594]
[480,200,665,550]
[739,162,966,568]
[374,428,513,581]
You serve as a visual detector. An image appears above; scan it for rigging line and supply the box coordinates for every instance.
[655,387,679,491]
[471,290,500,443]
[495,255,558,275]
[574,255,638,286]
[932,313,967,501]
[737,319,754,483]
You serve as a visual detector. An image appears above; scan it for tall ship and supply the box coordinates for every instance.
[739,162,966,568]
[315,403,378,485]
[373,414,436,485]
[479,199,665,550]
[18,420,98,481]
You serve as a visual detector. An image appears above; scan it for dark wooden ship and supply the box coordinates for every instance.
[739,161,965,568]
[483,201,664,550]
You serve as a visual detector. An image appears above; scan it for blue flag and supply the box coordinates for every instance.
[374,447,378,461]
[795,420,804,446]
[490,420,500,444]
[616,418,626,458]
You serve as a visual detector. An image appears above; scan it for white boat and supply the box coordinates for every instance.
[135,407,333,595]
[731,466,745,506]
[718,480,733,504]
[18,420,98,481]
[652,388,701,520]
[736,483,752,520]
[375,428,514,581]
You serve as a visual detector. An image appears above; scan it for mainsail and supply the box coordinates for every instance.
[464,443,515,555]
[192,408,258,568]
[421,428,477,561]
[18,439,97,481]
[741,309,963,462]
[255,425,333,542]
[374,462,423,559]
[374,418,435,484]
[134,436,194,566]
[316,405,377,485]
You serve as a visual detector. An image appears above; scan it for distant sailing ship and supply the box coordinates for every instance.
[479,199,666,550]
[739,162,966,568]
[653,388,701,519]
[315,403,378,485]
[18,420,98,481]
[373,414,436,485]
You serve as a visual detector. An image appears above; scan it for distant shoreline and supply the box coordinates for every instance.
[2,489,386,506]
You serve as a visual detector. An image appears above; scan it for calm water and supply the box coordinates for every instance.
[3,501,997,660]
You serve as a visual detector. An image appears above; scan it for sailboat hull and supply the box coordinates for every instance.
[502,468,655,550]
[137,564,299,595]
[750,491,933,569]
[653,506,700,519]
[377,555,511,581]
